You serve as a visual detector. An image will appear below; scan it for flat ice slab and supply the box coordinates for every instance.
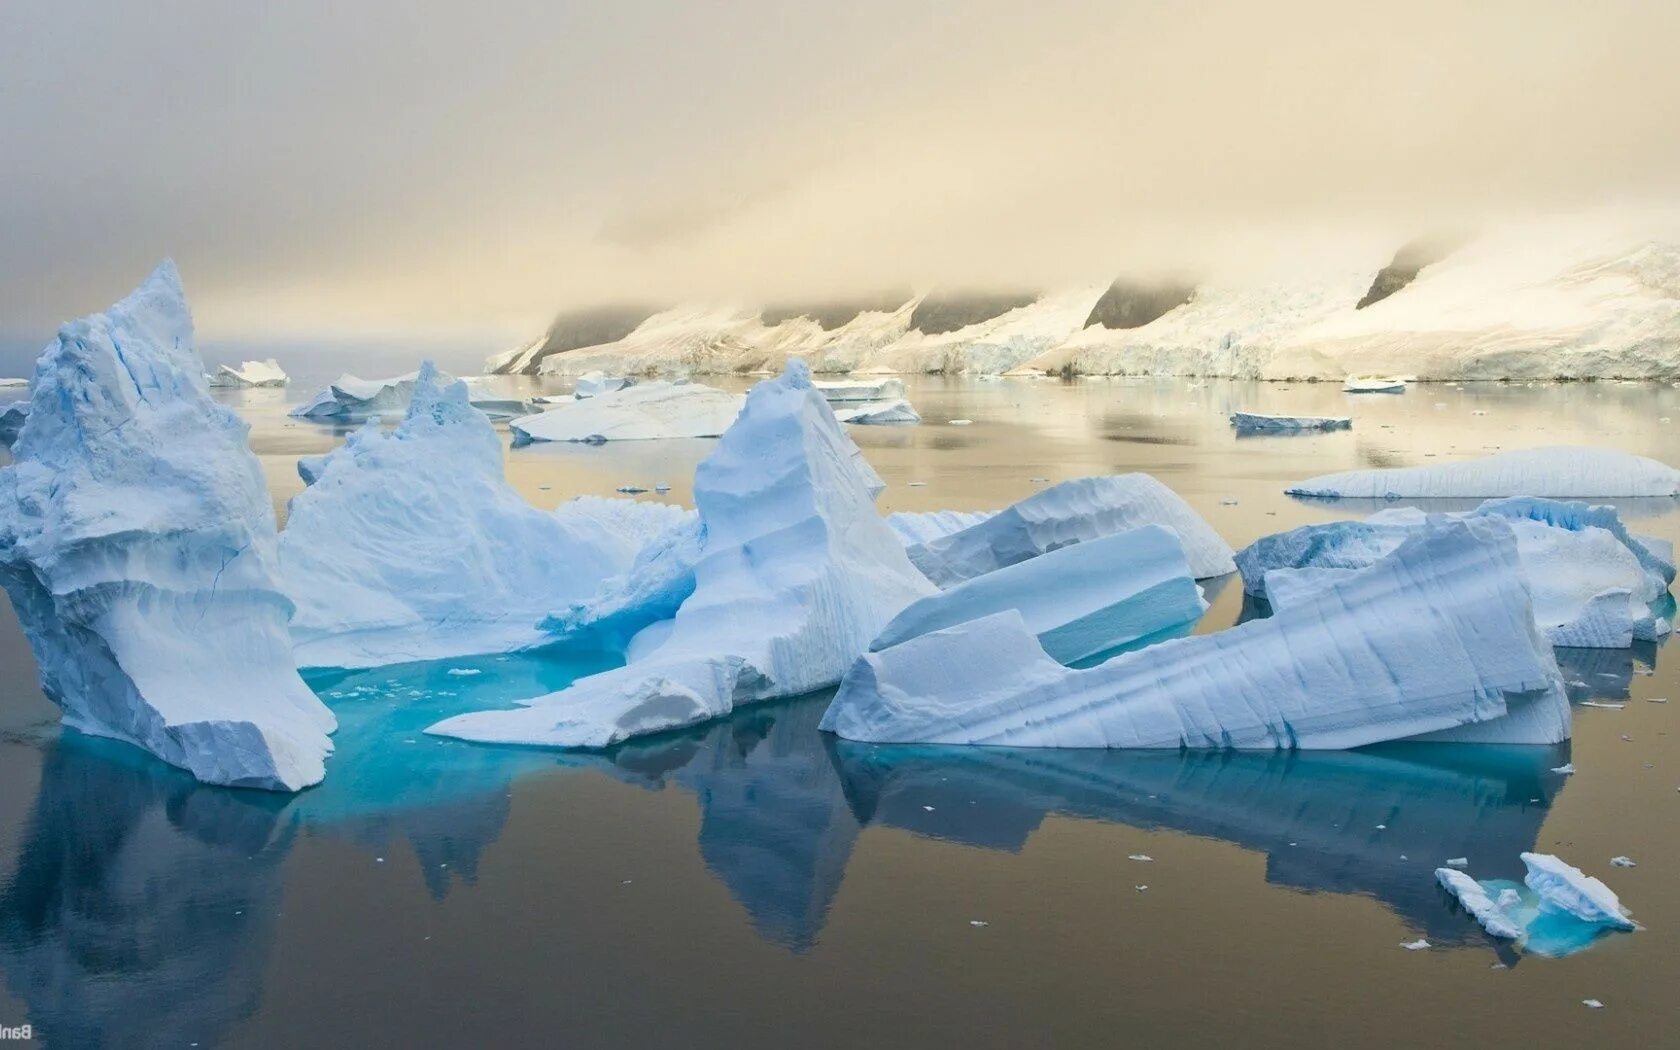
[1343,376,1406,393]
[814,377,907,402]
[832,398,921,425]
[1230,412,1351,432]
[289,370,424,422]
[903,474,1237,585]
[0,262,335,790]
[822,517,1569,749]
[1288,446,1680,499]
[428,361,935,748]
[509,381,744,443]
[869,525,1206,664]
[207,358,288,387]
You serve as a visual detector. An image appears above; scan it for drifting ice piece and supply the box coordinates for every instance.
[1343,375,1406,393]
[428,361,936,747]
[903,475,1237,585]
[279,363,667,668]
[1520,853,1637,930]
[814,377,907,402]
[573,371,633,398]
[1239,498,1674,646]
[832,399,921,425]
[0,262,335,790]
[870,525,1207,664]
[1230,412,1351,432]
[0,402,28,449]
[207,358,288,388]
[886,509,995,547]
[1435,868,1523,940]
[821,517,1569,748]
[1288,446,1680,499]
[289,371,424,422]
[508,381,744,444]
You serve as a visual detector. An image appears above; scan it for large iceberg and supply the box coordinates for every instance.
[428,361,936,748]
[278,363,678,668]
[0,262,335,790]
[1288,447,1680,499]
[822,517,1570,748]
[1239,498,1675,646]
[508,380,745,444]
[289,370,423,422]
[207,358,288,388]
[869,525,1206,664]
[903,474,1236,585]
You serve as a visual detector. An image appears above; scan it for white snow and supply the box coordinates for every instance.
[278,362,671,667]
[289,370,424,422]
[1520,853,1636,931]
[508,381,744,444]
[821,517,1570,748]
[903,475,1237,586]
[1288,447,1680,499]
[869,525,1207,665]
[832,399,921,425]
[1435,867,1524,940]
[0,261,335,791]
[207,358,288,388]
[427,361,936,748]
[1230,412,1351,432]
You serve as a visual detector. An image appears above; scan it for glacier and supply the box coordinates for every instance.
[0,261,335,791]
[1239,499,1675,646]
[427,360,936,748]
[821,517,1570,749]
[1229,412,1351,432]
[508,380,744,444]
[207,357,288,388]
[903,475,1236,586]
[1287,446,1680,499]
[278,362,679,668]
[868,525,1207,664]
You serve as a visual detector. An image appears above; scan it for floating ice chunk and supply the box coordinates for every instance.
[279,363,661,668]
[1436,867,1524,939]
[832,398,921,425]
[428,361,936,748]
[903,475,1237,586]
[869,525,1206,665]
[814,378,907,402]
[885,509,995,547]
[1582,1000,1604,1009]
[0,401,29,449]
[948,418,973,425]
[1610,856,1635,868]
[1345,376,1407,393]
[1551,763,1575,775]
[1445,857,1470,868]
[823,518,1569,748]
[207,358,288,388]
[1520,853,1636,930]
[573,371,633,399]
[1399,939,1431,950]
[0,377,27,388]
[458,378,532,419]
[1229,412,1351,432]
[446,668,482,677]
[1288,447,1680,499]
[508,381,744,444]
[0,262,334,790]
[290,370,427,422]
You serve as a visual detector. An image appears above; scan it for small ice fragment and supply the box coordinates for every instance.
[654,483,671,492]
[1649,697,1668,703]
[616,485,648,494]
[922,805,935,812]
[1581,701,1625,710]
[1134,885,1148,891]
[948,419,973,426]
[1551,763,1575,775]
[1610,856,1635,868]
[376,857,385,863]
[1400,939,1431,950]
[1029,477,1048,483]
[1582,1000,1604,1009]
[1375,824,1387,830]
[446,668,482,677]
[1446,857,1469,867]
[970,920,989,927]
[1128,854,1153,862]
[1220,498,1238,506]
[1520,852,1637,930]
[908,481,928,487]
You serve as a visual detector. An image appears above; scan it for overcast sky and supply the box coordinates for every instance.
[3,0,1678,348]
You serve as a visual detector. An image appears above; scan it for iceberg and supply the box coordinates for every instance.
[885,509,995,547]
[903,474,1236,585]
[427,361,936,747]
[0,262,335,790]
[0,401,28,449]
[508,380,744,444]
[1520,853,1637,930]
[832,399,921,425]
[868,525,1206,664]
[1435,868,1524,940]
[573,370,633,398]
[814,378,907,402]
[1239,498,1674,646]
[1229,412,1351,432]
[278,363,674,668]
[538,513,702,653]
[458,378,532,420]
[1342,375,1406,393]
[1287,446,1680,499]
[289,370,423,422]
[207,358,288,388]
[821,517,1570,748]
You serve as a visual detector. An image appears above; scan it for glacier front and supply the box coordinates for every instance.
[0,261,335,791]
[821,517,1569,749]
[427,361,936,748]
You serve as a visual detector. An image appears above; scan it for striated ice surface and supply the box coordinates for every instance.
[509,380,744,444]
[1288,446,1680,499]
[0,262,335,790]
[427,361,936,747]
[903,475,1236,585]
[1521,853,1637,930]
[869,525,1207,664]
[822,517,1569,748]
[207,358,287,388]
[1230,412,1351,432]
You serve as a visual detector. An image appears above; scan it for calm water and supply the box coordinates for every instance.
[2,375,1679,1048]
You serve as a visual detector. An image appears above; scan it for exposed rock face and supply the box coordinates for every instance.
[1356,237,1458,309]
[1083,279,1196,329]
[909,290,1041,334]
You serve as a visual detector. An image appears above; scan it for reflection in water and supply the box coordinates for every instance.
[1555,642,1655,703]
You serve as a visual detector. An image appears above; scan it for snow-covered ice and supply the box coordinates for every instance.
[207,358,288,388]
[822,517,1569,748]
[279,362,676,668]
[1229,412,1351,432]
[508,381,744,444]
[0,261,335,791]
[290,370,425,422]
[1287,447,1680,499]
[1520,853,1636,930]
[902,475,1237,586]
[428,361,936,748]
[868,525,1206,665]
[1435,867,1524,939]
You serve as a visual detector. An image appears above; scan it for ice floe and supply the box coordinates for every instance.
[508,380,744,444]
[831,399,921,425]
[0,262,335,790]
[1521,853,1636,930]
[902,475,1237,586]
[207,358,288,388]
[821,517,1569,748]
[1229,412,1351,432]
[428,361,935,747]
[1288,447,1680,499]
[290,370,424,422]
